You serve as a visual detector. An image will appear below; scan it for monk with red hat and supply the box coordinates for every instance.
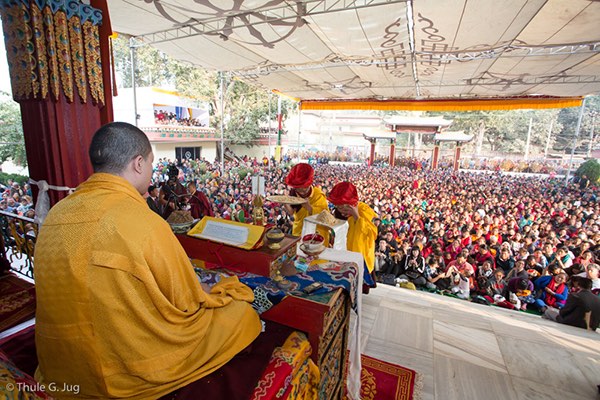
[328,181,378,276]
[284,163,329,237]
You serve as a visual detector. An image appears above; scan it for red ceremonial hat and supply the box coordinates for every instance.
[285,163,314,188]
[328,182,359,206]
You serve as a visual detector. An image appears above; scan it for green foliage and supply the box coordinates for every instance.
[112,36,175,88]
[0,92,27,166]
[575,159,600,183]
[554,96,600,154]
[424,108,562,155]
[235,167,251,180]
[112,36,293,146]
[0,171,28,186]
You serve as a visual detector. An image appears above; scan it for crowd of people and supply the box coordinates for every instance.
[270,149,575,175]
[150,155,600,330]
[153,109,206,127]
[462,158,571,174]
[286,149,365,163]
[0,180,34,219]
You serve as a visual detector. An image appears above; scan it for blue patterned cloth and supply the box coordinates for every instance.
[195,260,359,314]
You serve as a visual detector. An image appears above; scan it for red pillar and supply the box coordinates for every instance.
[389,139,396,167]
[432,143,440,169]
[369,140,376,166]
[453,144,461,171]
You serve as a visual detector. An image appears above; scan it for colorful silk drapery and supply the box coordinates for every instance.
[250,331,320,400]
[0,0,104,104]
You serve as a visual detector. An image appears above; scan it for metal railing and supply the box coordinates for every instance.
[0,211,37,279]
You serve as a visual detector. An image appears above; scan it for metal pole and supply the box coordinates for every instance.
[297,102,302,161]
[277,96,282,146]
[544,120,554,159]
[276,96,282,162]
[565,97,587,184]
[524,117,533,161]
[268,92,272,160]
[475,120,485,155]
[129,40,138,127]
[219,72,225,176]
[588,114,596,158]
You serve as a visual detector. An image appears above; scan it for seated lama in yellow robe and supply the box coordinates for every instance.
[34,173,261,399]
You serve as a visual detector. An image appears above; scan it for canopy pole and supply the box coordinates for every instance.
[565,97,587,184]
[129,39,138,127]
[544,120,554,159]
[276,96,282,162]
[588,114,596,158]
[524,117,533,160]
[219,72,225,176]
[297,102,302,161]
[268,92,273,160]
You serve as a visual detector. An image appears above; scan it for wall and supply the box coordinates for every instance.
[151,141,218,163]
[283,112,376,154]
[228,144,273,159]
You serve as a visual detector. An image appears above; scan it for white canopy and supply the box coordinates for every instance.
[107,0,600,102]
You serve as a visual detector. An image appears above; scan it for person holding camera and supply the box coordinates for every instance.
[159,164,188,219]
[396,246,427,287]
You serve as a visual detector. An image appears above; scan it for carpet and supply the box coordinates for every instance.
[345,354,420,400]
[0,274,36,332]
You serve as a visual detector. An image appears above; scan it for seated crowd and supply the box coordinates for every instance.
[154,155,599,330]
[0,180,36,239]
[154,109,206,127]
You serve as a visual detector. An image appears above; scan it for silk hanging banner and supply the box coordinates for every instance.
[0,0,104,104]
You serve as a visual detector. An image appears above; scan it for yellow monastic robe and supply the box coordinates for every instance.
[291,186,329,238]
[34,173,261,399]
[346,202,378,272]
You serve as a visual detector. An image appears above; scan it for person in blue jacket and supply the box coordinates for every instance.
[534,273,569,312]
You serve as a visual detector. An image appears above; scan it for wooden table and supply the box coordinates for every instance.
[177,234,299,278]
[178,235,351,400]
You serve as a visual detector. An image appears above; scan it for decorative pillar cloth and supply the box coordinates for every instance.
[1,0,104,105]
[0,0,113,205]
[432,144,440,169]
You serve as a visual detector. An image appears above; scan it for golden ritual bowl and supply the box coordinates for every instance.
[266,228,285,249]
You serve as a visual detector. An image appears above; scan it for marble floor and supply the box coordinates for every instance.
[353,285,600,400]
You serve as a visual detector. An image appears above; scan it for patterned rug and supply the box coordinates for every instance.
[345,354,420,400]
[0,274,36,332]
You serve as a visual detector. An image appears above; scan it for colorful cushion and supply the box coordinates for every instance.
[0,349,51,399]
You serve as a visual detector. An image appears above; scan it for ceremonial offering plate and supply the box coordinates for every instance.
[266,195,307,205]
[299,243,326,256]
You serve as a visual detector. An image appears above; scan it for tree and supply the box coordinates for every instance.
[554,96,600,154]
[112,36,292,146]
[111,35,174,88]
[0,91,27,166]
[424,108,561,156]
[575,158,600,183]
